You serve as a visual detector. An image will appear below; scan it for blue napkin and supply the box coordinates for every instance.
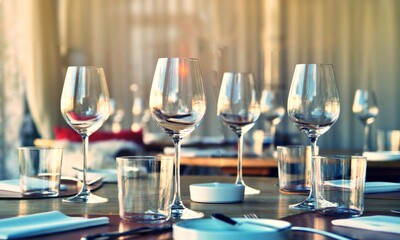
[0,211,109,239]
[0,179,68,192]
[332,215,400,234]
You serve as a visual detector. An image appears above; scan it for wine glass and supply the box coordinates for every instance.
[217,72,261,195]
[60,66,111,203]
[287,64,340,210]
[260,89,285,157]
[352,89,379,152]
[149,58,206,219]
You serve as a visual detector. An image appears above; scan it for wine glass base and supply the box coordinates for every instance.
[236,180,261,195]
[171,206,204,220]
[62,193,108,204]
[289,197,315,210]
[244,185,261,195]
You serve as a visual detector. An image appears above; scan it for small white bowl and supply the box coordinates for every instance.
[189,182,245,203]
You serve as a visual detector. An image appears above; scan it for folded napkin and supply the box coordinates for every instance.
[324,180,400,193]
[363,151,400,161]
[365,182,400,193]
[0,179,67,193]
[332,215,400,234]
[76,170,117,183]
[0,211,109,239]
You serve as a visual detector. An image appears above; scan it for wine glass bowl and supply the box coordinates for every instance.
[149,58,206,219]
[287,64,340,210]
[60,66,110,203]
[352,89,379,152]
[260,89,285,156]
[217,72,261,195]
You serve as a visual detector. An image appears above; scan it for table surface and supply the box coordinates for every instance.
[180,156,400,181]
[1,176,400,240]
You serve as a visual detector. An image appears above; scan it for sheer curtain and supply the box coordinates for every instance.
[0,0,62,179]
[58,0,400,150]
[276,0,400,150]
[58,0,264,139]
[1,0,399,178]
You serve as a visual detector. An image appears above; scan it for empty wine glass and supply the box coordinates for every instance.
[60,66,111,203]
[149,58,206,219]
[217,72,261,195]
[260,89,285,157]
[287,64,340,210]
[352,89,379,152]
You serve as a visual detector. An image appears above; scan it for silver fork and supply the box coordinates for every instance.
[244,213,352,240]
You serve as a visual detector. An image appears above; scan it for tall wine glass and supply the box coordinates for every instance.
[217,72,261,195]
[149,58,206,219]
[352,89,379,152]
[60,66,111,203]
[260,89,285,157]
[287,64,340,210]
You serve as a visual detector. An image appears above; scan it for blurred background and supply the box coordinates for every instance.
[0,0,399,178]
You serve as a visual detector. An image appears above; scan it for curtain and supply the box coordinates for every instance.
[58,0,400,150]
[58,0,264,140]
[0,0,62,179]
[1,0,399,178]
[276,0,400,149]
[1,1,27,178]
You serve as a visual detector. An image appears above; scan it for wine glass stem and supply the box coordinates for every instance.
[80,134,90,195]
[267,123,277,155]
[235,134,244,185]
[363,124,369,152]
[172,138,183,208]
[310,137,318,156]
[309,136,318,200]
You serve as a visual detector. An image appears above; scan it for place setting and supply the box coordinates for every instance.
[0,147,102,199]
[0,59,400,240]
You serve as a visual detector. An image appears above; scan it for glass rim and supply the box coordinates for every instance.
[277,145,310,149]
[157,57,199,62]
[295,63,333,67]
[18,146,63,151]
[67,66,104,69]
[116,155,174,161]
[223,71,254,75]
[314,155,367,161]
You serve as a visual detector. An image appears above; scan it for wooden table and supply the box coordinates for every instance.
[180,156,278,176]
[181,156,400,181]
[1,176,400,239]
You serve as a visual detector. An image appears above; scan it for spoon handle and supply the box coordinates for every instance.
[81,225,172,240]
[292,226,352,240]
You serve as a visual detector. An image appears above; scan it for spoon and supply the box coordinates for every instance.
[391,209,400,214]
[212,213,351,240]
[81,224,172,240]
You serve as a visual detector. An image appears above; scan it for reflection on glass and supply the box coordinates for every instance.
[352,89,379,152]
[287,64,340,210]
[149,58,206,220]
[260,89,285,157]
[217,72,261,195]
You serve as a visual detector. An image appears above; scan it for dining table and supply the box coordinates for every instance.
[180,154,400,181]
[1,175,399,240]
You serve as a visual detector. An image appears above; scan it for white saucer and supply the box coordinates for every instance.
[173,218,291,240]
[77,169,117,183]
[363,151,400,161]
[190,182,244,203]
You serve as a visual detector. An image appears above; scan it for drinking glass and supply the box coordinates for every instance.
[287,64,340,210]
[60,66,111,203]
[352,89,379,152]
[217,72,261,195]
[149,58,206,220]
[260,89,285,157]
